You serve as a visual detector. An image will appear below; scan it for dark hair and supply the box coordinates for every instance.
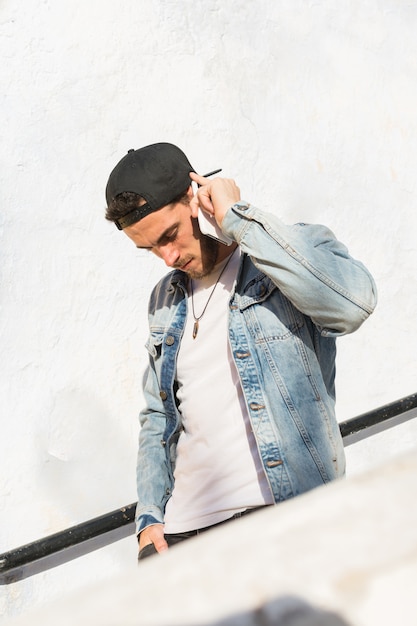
[105,192,141,223]
[105,188,190,224]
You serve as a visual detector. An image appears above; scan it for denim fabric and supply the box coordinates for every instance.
[135,203,377,535]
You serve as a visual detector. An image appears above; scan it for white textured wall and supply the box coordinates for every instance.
[1,0,416,620]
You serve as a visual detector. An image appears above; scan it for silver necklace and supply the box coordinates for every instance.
[190,247,237,339]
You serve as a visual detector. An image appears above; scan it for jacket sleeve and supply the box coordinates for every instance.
[135,358,169,535]
[221,201,377,336]
[135,273,185,536]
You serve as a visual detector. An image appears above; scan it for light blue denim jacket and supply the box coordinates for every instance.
[135,201,377,535]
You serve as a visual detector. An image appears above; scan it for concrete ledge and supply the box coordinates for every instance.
[7,449,417,626]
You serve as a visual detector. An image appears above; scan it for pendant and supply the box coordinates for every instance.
[192,320,199,339]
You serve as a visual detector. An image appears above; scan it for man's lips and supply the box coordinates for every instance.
[177,259,192,272]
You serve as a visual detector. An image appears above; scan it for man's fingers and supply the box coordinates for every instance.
[190,171,241,225]
[189,171,207,185]
[154,537,169,553]
[139,524,168,554]
[190,175,215,215]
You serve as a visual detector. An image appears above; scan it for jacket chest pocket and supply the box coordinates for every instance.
[236,277,304,341]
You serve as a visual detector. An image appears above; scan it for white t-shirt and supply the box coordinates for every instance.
[163,249,273,533]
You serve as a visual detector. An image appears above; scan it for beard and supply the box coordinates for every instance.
[171,216,223,279]
[186,234,219,279]
[173,217,219,279]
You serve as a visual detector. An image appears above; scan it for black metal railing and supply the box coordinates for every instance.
[340,392,417,445]
[1,392,416,585]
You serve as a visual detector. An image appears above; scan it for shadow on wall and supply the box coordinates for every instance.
[205,596,350,626]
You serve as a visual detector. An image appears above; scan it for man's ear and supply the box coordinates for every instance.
[187,184,199,218]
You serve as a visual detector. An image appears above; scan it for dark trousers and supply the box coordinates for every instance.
[138,507,266,561]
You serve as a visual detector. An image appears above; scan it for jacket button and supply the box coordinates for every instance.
[165,335,175,346]
[160,390,168,400]
[266,460,283,468]
[161,440,166,447]
[250,402,265,411]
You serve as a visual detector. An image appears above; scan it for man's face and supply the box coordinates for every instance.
[123,188,219,279]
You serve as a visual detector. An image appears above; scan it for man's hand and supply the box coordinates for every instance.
[138,524,168,554]
[190,172,240,227]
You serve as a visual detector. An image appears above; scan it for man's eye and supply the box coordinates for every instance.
[163,230,178,244]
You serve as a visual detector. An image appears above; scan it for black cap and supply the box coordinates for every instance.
[105,143,194,230]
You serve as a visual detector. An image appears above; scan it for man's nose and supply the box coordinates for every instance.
[159,243,180,268]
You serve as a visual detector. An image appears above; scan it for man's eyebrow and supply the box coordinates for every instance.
[136,223,179,249]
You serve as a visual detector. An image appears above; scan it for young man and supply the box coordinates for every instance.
[105,142,377,559]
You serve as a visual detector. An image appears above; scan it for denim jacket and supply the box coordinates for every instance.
[135,201,377,535]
